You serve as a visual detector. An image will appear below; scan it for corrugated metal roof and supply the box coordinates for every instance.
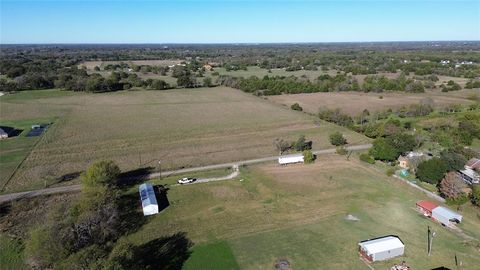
[416,200,438,212]
[139,183,157,207]
[359,236,404,254]
[279,153,304,158]
[432,206,462,222]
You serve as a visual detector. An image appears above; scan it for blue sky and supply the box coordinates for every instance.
[1,1,479,43]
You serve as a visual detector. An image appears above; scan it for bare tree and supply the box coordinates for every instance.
[440,172,468,199]
[274,138,291,155]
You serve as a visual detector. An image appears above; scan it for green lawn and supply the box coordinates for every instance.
[0,118,55,191]
[121,155,480,269]
[0,235,25,270]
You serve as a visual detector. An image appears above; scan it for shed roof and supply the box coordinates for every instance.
[359,236,404,254]
[432,206,462,222]
[139,183,157,206]
[466,158,480,170]
[279,153,304,158]
[416,200,438,212]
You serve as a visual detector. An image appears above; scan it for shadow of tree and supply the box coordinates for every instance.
[117,191,147,235]
[118,167,155,186]
[431,267,451,270]
[131,232,193,270]
[56,171,82,184]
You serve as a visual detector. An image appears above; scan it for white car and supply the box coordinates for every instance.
[177,177,197,184]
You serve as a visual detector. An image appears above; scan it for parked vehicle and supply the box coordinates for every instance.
[178,177,197,184]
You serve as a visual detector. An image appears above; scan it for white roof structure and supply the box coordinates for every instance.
[139,183,159,216]
[359,236,404,255]
[432,206,462,223]
[278,153,304,165]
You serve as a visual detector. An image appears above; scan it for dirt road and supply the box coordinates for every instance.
[0,144,372,203]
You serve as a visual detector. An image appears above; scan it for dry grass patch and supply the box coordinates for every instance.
[268,90,475,116]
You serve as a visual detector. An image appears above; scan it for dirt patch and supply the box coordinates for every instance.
[345,214,360,221]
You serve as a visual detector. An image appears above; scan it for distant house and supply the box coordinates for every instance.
[416,200,438,217]
[466,158,480,171]
[358,236,405,262]
[202,64,213,71]
[0,128,8,139]
[458,168,480,185]
[432,206,462,227]
[398,152,427,170]
[139,183,159,216]
[278,153,304,165]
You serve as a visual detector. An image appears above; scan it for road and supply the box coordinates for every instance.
[0,143,371,203]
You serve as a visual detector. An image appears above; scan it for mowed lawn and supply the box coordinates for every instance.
[1,87,368,191]
[125,155,480,270]
[268,89,477,116]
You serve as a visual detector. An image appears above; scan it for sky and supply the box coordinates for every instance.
[1,0,479,44]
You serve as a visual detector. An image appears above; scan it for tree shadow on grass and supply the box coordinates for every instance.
[132,232,193,270]
[431,267,451,270]
[117,191,147,235]
[118,167,155,187]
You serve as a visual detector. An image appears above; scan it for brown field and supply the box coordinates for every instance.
[1,87,369,191]
[268,89,477,116]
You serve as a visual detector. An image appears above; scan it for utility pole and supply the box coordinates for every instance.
[428,226,436,256]
[158,160,162,180]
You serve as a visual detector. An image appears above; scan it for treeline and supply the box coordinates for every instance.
[217,73,444,95]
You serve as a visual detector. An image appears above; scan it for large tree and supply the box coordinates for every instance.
[439,172,468,200]
[369,137,398,161]
[416,158,448,184]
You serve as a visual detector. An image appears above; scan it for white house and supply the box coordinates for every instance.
[458,168,480,185]
[139,183,159,216]
[432,206,462,227]
[358,236,405,262]
[278,153,304,165]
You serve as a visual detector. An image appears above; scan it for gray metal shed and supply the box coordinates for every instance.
[358,236,405,262]
[432,206,462,226]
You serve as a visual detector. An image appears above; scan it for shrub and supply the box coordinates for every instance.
[329,132,347,146]
[359,153,375,164]
[303,150,314,164]
[446,194,469,206]
[336,146,347,155]
[290,103,303,111]
[386,168,395,176]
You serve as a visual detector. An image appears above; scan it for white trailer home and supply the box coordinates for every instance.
[278,153,304,165]
[358,236,405,262]
[432,206,462,227]
[139,183,159,216]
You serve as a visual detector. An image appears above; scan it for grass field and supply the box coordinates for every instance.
[121,155,480,269]
[1,87,368,192]
[267,89,477,116]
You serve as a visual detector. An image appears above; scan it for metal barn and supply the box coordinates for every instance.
[139,183,159,216]
[278,153,304,165]
[358,236,405,262]
[432,206,462,226]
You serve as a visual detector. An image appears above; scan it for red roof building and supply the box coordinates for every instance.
[416,200,438,217]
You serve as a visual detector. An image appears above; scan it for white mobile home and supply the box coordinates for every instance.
[358,236,405,262]
[139,183,159,216]
[432,206,462,226]
[278,153,304,165]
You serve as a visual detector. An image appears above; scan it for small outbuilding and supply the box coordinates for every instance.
[358,236,405,262]
[432,206,462,227]
[416,200,438,217]
[139,183,159,216]
[278,153,304,165]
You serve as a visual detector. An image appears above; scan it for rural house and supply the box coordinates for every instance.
[458,168,480,185]
[465,158,480,171]
[139,183,159,216]
[358,236,405,262]
[398,152,427,171]
[278,153,304,165]
[416,200,438,217]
